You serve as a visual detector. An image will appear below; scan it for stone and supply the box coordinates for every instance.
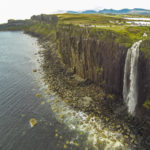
[124,135,128,139]
[116,125,121,128]
[29,118,37,127]
[80,96,93,108]
[33,69,37,72]
[66,140,69,144]
[36,93,42,98]
[64,144,67,149]
[40,101,45,105]
[73,74,85,82]
[59,114,64,119]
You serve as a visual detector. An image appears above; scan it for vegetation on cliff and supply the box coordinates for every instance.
[57,13,125,25]
[143,99,150,109]
[140,38,150,58]
[25,22,56,39]
[56,14,150,41]
[21,14,150,49]
[1,13,150,46]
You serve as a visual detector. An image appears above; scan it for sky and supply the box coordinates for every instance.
[0,0,149,23]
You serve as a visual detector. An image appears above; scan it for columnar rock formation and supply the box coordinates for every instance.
[56,26,128,96]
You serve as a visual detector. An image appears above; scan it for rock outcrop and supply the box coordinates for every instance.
[56,25,128,96]
[138,40,150,111]
[31,14,58,24]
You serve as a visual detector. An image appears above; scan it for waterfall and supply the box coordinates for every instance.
[123,40,142,115]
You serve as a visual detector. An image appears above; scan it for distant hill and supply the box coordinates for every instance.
[67,8,150,15]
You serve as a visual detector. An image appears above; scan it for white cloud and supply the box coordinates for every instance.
[0,0,149,23]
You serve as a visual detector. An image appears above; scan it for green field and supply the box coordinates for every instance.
[56,13,150,43]
[1,13,150,49]
[56,13,126,25]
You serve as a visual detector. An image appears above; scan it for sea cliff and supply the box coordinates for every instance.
[1,14,150,149]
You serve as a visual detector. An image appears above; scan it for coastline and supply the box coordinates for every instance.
[33,36,150,150]
[1,13,150,149]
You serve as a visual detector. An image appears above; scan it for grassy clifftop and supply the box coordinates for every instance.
[1,13,150,59]
[56,13,150,44]
[56,13,125,25]
[18,13,150,49]
[1,13,150,47]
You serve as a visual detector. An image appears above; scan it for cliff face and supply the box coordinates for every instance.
[31,14,58,24]
[56,26,128,96]
[55,26,150,117]
[2,17,149,114]
[138,40,150,110]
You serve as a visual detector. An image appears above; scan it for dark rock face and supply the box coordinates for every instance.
[55,27,150,118]
[135,41,150,118]
[31,14,58,24]
[138,44,150,107]
[56,26,128,96]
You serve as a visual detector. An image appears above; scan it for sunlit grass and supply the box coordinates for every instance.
[56,13,125,25]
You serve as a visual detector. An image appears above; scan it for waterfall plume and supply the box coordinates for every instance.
[123,40,142,115]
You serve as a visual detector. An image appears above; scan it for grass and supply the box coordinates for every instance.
[23,18,150,49]
[56,13,125,25]
[55,13,150,45]
[140,38,150,58]
[2,13,150,50]
[0,25,29,31]
[24,22,57,39]
[143,100,150,110]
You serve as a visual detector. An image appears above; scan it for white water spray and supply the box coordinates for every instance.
[123,40,142,115]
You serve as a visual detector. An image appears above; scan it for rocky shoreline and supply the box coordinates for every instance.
[35,37,150,150]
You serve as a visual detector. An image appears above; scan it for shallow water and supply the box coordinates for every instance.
[0,31,87,150]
